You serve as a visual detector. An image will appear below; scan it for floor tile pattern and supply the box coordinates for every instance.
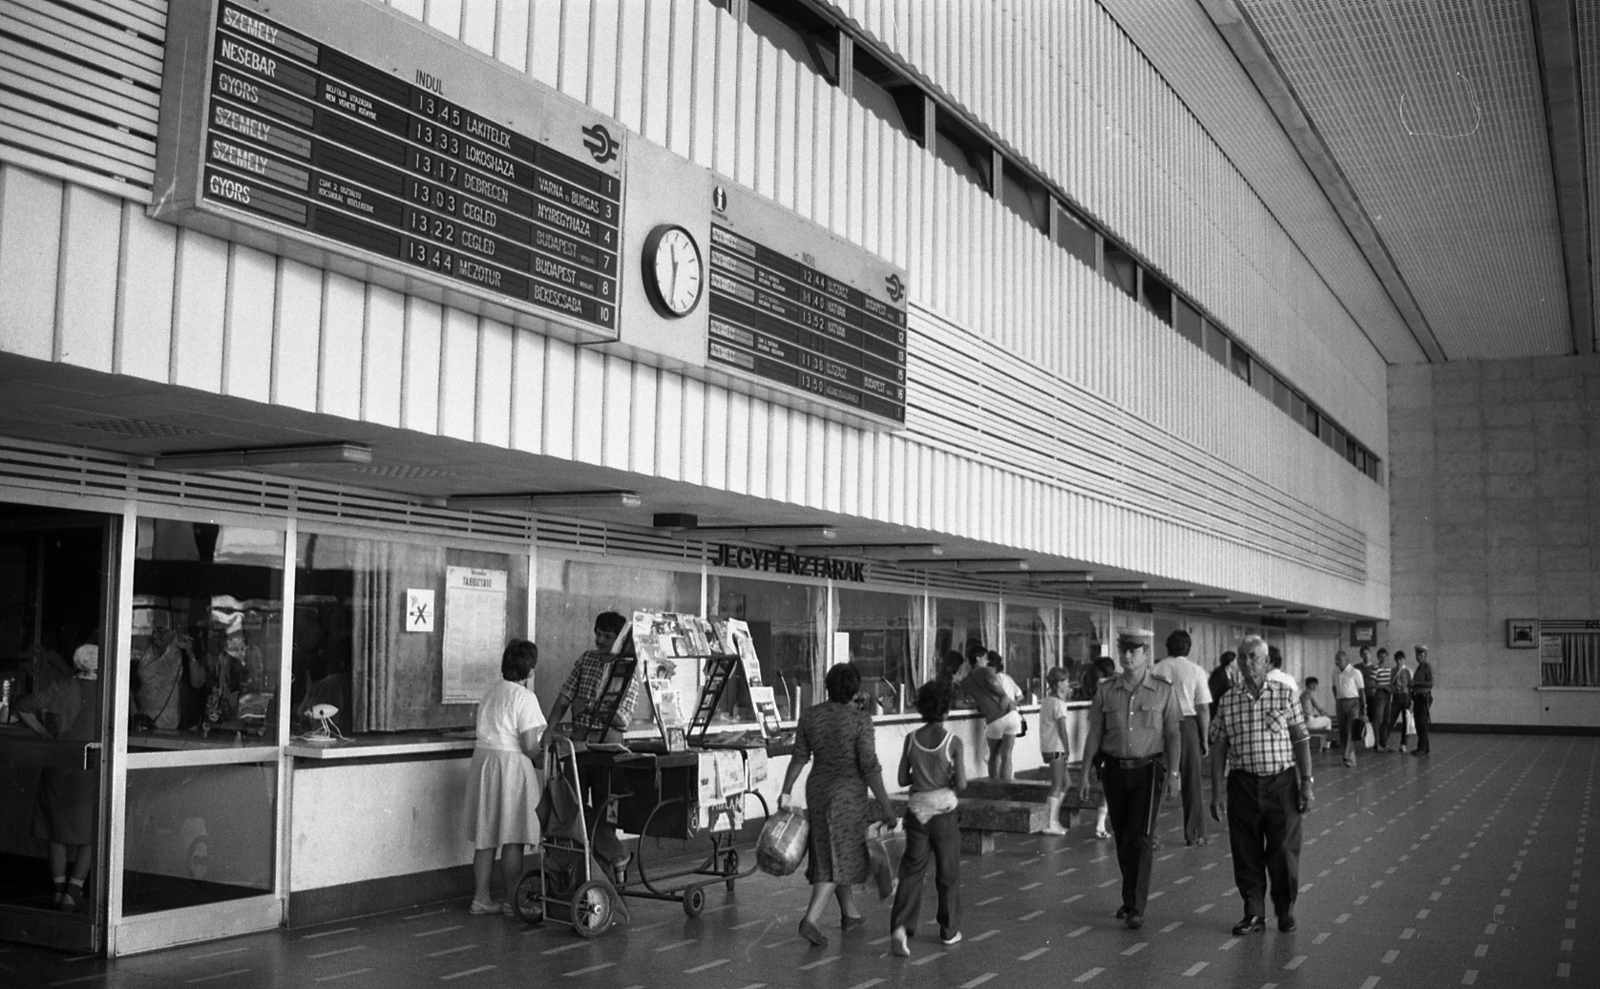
[0,735,1592,989]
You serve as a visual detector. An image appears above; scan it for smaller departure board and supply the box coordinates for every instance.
[153,0,625,337]
[704,187,907,425]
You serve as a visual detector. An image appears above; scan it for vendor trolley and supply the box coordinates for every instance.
[588,746,769,917]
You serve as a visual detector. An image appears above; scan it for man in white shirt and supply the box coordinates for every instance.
[1332,651,1365,768]
[1155,630,1213,846]
[1267,647,1299,699]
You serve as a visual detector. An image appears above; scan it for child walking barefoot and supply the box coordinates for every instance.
[890,681,967,957]
[1039,666,1072,834]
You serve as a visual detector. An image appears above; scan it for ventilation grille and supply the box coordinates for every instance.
[0,0,165,200]
[0,437,1110,601]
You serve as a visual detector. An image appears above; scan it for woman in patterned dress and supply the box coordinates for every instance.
[779,662,897,947]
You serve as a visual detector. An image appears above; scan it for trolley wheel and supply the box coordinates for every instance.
[723,849,739,891]
[511,871,544,924]
[682,884,706,918]
[571,881,614,938]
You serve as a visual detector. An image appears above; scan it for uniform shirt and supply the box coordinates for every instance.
[560,648,639,732]
[1412,659,1434,695]
[1154,655,1212,717]
[1209,675,1305,776]
[1334,665,1365,700]
[1088,670,1181,759]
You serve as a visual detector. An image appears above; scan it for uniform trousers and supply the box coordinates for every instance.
[1177,716,1206,843]
[1225,766,1302,919]
[1102,761,1164,914]
[1412,694,1432,754]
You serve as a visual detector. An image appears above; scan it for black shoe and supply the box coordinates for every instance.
[1278,914,1296,933]
[1232,915,1266,935]
[841,914,865,930]
[1115,905,1131,919]
[1124,911,1143,930]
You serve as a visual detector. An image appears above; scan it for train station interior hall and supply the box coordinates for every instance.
[3,0,1600,988]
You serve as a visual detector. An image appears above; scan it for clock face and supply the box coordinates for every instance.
[645,225,703,317]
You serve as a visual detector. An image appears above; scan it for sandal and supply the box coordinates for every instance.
[1094,828,1111,840]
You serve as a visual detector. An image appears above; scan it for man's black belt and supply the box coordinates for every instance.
[1106,755,1159,770]
[1231,765,1294,780]
[1181,714,1198,721]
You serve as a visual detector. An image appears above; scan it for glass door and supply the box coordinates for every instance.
[109,515,289,955]
[0,505,116,952]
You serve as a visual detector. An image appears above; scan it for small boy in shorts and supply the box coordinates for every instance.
[1039,666,1072,834]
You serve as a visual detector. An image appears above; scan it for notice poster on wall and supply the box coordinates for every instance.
[441,566,508,703]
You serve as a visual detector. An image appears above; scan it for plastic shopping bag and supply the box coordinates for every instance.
[757,807,809,877]
[1362,721,1376,749]
[866,823,906,900]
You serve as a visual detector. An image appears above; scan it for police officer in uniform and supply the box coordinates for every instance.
[1079,628,1181,929]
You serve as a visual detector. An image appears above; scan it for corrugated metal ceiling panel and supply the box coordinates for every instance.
[1239,0,1569,360]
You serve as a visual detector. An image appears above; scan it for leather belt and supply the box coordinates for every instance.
[1234,765,1293,780]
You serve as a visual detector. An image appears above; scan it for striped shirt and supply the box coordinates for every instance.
[1209,676,1304,776]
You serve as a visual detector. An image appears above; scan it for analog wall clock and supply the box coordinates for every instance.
[642,224,703,318]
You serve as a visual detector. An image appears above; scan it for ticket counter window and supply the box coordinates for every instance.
[130,520,284,746]
[835,587,923,716]
[932,596,997,667]
[294,533,530,734]
[1004,604,1057,702]
[707,573,823,721]
[536,557,699,730]
[0,506,112,951]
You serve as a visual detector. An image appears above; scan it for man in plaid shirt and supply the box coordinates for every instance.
[1208,635,1314,936]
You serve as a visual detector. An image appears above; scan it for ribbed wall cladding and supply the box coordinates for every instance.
[0,0,1390,617]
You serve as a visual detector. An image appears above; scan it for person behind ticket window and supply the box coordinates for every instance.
[14,644,100,911]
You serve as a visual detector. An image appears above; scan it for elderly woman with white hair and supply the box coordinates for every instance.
[15,643,101,911]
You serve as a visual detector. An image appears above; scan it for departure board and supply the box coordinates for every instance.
[704,191,908,425]
[155,0,623,335]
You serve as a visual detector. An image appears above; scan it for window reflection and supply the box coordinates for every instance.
[131,520,283,745]
[835,587,922,715]
[708,573,821,721]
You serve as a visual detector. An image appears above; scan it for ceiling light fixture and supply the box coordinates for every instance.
[155,442,373,471]
[447,490,642,511]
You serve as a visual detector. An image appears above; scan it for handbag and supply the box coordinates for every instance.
[756,807,809,877]
[866,822,905,900]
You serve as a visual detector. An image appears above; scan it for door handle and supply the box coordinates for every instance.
[84,742,102,771]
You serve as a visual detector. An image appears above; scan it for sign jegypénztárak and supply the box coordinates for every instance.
[711,544,866,583]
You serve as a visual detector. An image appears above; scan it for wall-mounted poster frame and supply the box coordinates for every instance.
[1507,618,1537,649]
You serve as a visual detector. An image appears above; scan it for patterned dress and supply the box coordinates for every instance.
[793,701,881,884]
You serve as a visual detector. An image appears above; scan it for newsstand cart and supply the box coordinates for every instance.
[510,735,629,937]
[586,746,770,917]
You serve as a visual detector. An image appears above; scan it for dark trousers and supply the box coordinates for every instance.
[1372,692,1393,749]
[1413,694,1432,753]
[1178,717,1205,843]
[1336,698,1362,764]
[1389,698,1410,749]
[1226,767,1302,919]
[1103,761,1163,914]
[890,809,961,936]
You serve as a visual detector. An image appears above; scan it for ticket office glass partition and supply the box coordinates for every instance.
[0,505,117,952]
[115,516,288,952]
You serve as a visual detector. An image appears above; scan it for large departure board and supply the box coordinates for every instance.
[153,0,624,337]
[704,186,908,425]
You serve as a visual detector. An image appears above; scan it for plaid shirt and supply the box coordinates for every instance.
[560,649,639,732]
[1209,675,1304,775]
